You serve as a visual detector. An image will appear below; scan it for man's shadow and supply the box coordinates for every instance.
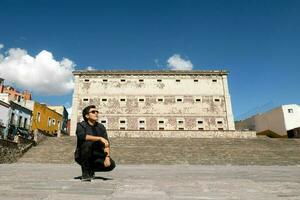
[74,176,113,181]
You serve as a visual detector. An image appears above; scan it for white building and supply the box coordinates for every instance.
[70,70,235,136]
[9,101,32,131]
[235,104,300,138]
[0,100,10,137]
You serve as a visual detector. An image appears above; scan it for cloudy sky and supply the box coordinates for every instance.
[0,0,300,120]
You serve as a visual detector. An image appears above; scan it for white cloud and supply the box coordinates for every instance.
[0,44,4,49]
[86,66,96,71]
[0,46,75,95]
[167,54,193,70]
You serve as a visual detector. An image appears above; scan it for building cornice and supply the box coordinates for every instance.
[73,70,229,76]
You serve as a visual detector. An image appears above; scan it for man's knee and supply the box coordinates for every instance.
[108,159,116,171]
[105,158,116,171]
[93,158,116,172]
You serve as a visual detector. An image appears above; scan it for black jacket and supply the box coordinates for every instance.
[74,121,109,163]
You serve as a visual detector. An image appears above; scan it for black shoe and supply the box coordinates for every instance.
[81,175,91,182]
[81,169,92,182]
[89,170,95,179]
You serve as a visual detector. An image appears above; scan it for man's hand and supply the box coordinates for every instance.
[99,137,109,148]
[104,156,111,167]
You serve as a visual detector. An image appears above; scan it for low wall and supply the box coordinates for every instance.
[0,136,35,164]
[108,130,257,138]
[34,130,48,144]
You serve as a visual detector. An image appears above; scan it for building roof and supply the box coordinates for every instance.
[0,99,10,108]
[9,100,32,114]
[73,70,229,76]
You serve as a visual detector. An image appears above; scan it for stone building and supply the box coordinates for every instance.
[70,70,235,136]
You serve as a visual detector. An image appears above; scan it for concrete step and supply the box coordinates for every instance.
[18,136,300,165]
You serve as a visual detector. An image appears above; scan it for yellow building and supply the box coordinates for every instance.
[27,101,63,136]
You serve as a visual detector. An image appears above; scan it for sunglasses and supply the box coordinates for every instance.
[89,110,99,114]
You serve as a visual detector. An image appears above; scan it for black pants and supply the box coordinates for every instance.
[77,141,116,172]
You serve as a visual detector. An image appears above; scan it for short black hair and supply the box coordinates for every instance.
[82,105,96,122]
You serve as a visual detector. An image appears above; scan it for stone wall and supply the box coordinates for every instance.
[70,70,236,136]
[0,136,35,164]
[108,130,257,138]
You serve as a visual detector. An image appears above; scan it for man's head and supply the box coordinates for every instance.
[82,105,99,122]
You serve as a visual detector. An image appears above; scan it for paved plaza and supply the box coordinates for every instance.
[0,163,300,200]
[1,137,300,199]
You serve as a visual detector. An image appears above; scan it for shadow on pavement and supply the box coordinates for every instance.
[74,176,113,181]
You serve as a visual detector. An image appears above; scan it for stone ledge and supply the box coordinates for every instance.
[108,130,257,138]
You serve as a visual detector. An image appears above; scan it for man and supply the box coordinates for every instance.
[75,105,116,181]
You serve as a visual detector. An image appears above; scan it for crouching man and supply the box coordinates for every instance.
[75,105,116,181]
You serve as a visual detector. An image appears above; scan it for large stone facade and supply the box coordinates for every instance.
[70,70,235,136]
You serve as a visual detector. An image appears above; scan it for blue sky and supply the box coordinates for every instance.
[0,0,299,120]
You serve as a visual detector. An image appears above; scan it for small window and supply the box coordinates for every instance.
[37,112,41,122]
[214,99,220,102]
[159,120,164,124]
[102,98,107,102]
[120,127,126,130]
[24,118,27,129]
[52,119,56,125]
[176,98,183,102]
[198,121,203,124]
[212,79,217,83]
[48,117,51,127]
[18,117,22,127]
[176,79,180,82]
[83,98,89,102]
[198,128,204,130]
[178,120,184,124]
[120,79,126,82]
[195,99,201,102]
[218,128,224,130]
[157,98,164,102]
[139,98,145,102]
[157,79,162,82]
[194,80,198,82]
[288,109,294,113]
[120,120,126,124]
[120,98,126,102]
[139,79,144,82]
[178,127,184,130]
[84,79,89,82]
[159,127,164,130]
[101,120,107,124]
[103,79,108,82]
[139,120,145,124]
[217,121,223,124]
[139,127,145,130]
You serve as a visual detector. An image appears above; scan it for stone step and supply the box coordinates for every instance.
[18,136,300,165]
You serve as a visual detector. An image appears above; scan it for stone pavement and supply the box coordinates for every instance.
[0,163,300,200]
